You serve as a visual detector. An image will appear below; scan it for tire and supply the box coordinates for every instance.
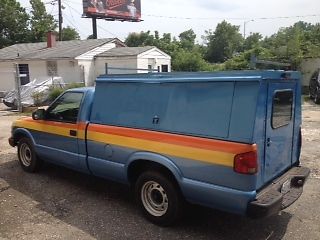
[314,91,320,104]
[135,171,183,226]
[17,138,42,172]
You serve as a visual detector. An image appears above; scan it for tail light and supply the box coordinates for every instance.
[234,151,258,175]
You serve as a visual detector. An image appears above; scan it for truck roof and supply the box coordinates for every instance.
[96,71,300,83]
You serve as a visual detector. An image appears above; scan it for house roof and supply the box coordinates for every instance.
[0,38,124,61]
[97,46,156,57]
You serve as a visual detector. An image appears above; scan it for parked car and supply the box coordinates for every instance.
[9,71,309,226]
[309,69,320,104]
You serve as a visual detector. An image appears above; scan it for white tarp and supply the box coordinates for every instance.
[3,77,65,108]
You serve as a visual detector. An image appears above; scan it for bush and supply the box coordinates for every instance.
[48,82,85,102]
[48,87,64,102]
[65,82,85,89]
[31,91,46,106]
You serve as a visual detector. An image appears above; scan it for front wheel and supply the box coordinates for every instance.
[314,91,320,104]
[135,171,183,226]
[17,138,42,172]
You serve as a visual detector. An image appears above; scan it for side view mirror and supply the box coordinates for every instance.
[32,109,46,120]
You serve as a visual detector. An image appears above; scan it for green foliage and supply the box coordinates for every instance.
[29,0,57,42]
[172,49,212,72]
[0,0,58,47]
[48,83,85,102]
[48,87,64,102]
[65,82,85,89]
[179,29,196,50]
[0,0,30,48]
[31,91,46,106]
[60,26,80,41]
[261,21,320,69]
[204,21,244,63]
[243,33,262,51]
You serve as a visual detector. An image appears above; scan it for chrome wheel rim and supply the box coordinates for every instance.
[19,143,32,167]
[141,181,168,217]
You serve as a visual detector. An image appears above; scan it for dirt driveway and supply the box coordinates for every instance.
[0,103,319,240]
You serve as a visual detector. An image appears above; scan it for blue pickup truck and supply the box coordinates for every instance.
[9,71,310,226]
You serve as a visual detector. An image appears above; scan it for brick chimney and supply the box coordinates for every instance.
[47,31,56,48]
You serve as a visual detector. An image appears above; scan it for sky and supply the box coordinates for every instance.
[18,0,320,43]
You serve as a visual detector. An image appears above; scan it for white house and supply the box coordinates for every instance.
[95,46,171,75]
[0,32,171,94]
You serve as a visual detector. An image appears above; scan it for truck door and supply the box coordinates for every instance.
[265,82,296,183]
[35,91,83,169]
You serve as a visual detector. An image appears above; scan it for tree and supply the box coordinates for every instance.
[0,0,30,48]
[204,21,243,63]
[61,26,80,41]
[172,49,212,72]
[125,31,155,47]
[29,0,57,42]
[243,33,262,51]
[179,29,196,50]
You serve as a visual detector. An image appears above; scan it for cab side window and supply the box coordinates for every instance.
[46,92,83,123]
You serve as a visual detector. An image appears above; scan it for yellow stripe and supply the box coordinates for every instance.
[13,119,235,167]
[88,131,235,167]
[13,120,78,138]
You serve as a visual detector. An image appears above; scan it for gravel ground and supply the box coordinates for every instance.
[0,102,319,240]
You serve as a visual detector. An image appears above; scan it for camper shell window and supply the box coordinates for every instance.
[272,90,293,129]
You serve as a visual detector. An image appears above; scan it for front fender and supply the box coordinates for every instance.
[12,128,36,146]
[125,151,183,183]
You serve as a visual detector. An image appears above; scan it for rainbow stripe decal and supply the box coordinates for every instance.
[13,118,256,168]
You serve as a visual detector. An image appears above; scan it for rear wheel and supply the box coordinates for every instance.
[17,138,42,172]
[135,171,183,226]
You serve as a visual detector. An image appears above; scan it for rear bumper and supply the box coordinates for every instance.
[247,166,310,218]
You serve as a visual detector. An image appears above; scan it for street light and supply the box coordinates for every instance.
[244,19,254,39]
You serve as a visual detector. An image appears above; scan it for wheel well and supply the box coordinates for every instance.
[13,132,29,145]
[128,160,179,188]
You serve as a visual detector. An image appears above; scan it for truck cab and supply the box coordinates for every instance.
[9,71,309,225]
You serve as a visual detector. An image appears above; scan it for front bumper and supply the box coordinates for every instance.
[247,166,310,218]
[8,137,15,147]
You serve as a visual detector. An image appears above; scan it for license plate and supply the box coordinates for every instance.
[281,179,291,194]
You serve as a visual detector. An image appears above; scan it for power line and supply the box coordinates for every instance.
[63,14,88,37]
[144,13,320,21]
[24,0,58,10]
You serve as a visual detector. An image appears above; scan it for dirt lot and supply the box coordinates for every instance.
[0,102,319,240]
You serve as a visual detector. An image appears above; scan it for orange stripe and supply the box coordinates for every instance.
[87,124,255,154]
[19,118,255,155]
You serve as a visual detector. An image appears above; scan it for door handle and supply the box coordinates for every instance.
[152,115,160,124]
[267,138,272,147]
[70,130,77,136]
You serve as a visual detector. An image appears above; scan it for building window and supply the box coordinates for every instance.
[148,65,152,73]
[105,63,108,74]
[161,65,169,72]
[272,90,293,129]
[47,61,58,76]
[18,64,30,85]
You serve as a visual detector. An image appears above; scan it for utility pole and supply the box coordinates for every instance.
[58,0,63,41]
[243,19,254,39]
[92,17,97,39]
[14,64,22,113]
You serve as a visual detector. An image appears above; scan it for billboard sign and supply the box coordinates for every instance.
[83,0,141,21]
